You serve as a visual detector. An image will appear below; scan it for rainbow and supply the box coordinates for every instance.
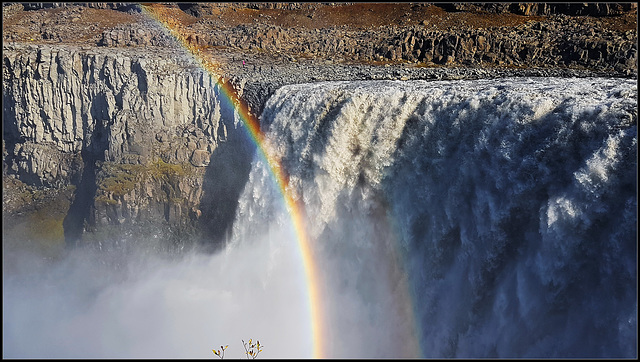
[140,4,324,358]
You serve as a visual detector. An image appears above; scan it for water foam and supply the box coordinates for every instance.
[243,77,637,358]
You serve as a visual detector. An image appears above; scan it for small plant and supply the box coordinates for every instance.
[212,339,263,359]
[212,344,228,359]
[242,339,263,359]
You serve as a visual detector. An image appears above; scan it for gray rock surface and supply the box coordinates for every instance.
[2,43,243,247]
[3,44,226,181]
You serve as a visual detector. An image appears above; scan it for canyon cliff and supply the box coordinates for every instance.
[2,2,637,255]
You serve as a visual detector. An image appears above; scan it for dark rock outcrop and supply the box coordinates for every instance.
[172,20,636,74]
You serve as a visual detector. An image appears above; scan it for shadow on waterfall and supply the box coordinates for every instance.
[383,89,637,358]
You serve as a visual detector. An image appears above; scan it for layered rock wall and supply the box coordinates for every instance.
[6,3,637,74]
[3,44,248,247]
[3,44,226,182]
[183,21,636,73]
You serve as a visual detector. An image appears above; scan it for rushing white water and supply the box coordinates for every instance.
[3,77,637,358]
[250,77,637,358]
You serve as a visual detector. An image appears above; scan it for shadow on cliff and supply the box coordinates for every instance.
[198,98,256,253]
[62,149,98,248]
[3,71,20,175]
[62,107,109,248]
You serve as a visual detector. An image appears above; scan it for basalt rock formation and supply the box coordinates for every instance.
[2,2,637,255]
[3,42,251,252]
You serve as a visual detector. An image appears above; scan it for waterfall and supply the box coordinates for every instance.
[237,77,637,358]
[3,77,636,358]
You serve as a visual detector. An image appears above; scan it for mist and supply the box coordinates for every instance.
[3,221,313,359]
[3,147,422,359]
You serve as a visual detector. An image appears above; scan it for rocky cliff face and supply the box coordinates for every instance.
[157,3,637,74]
[4,3,637,74]
[185,21,636,73]
[2,2,637,255]
[3,43,254,251]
